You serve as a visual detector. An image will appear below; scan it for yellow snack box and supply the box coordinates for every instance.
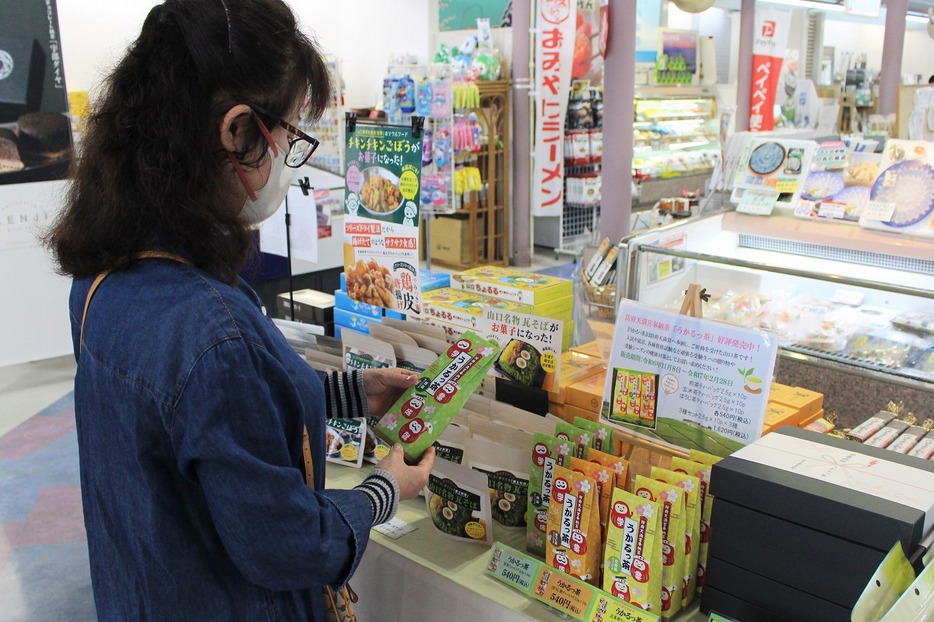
[770,386,824,420]
[566,370,608,412]
[546,465,602,585]
[450,266,574,305]
[764,401,802,428]
[633,475,686,618]
[421,287,531,331]
[547,350,606,404]
[603,487,663,612]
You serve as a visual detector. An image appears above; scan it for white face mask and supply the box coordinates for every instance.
[239,145,293,226]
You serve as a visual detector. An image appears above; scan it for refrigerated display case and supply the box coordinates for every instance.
[632,86,720,207]
[600,211,934,422]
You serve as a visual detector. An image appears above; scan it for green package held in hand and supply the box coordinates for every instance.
[374,331,500,462]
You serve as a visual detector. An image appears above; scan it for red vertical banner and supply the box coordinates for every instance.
[749,9,790,132]
[533,0,577,217]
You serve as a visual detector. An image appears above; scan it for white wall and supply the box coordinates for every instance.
[57,0,431,108]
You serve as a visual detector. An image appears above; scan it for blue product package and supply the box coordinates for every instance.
[334,308,381,335]
[334,290,383,318]
[384,309,406,320]
[339,273,346,291]
[419,270,451,292]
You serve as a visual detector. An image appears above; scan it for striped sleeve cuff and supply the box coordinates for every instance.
[323,370,370,421]
[354,468,400,526]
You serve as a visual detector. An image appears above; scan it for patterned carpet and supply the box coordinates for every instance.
[0,392,96,622]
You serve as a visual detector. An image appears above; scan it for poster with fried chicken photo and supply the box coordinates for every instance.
[0,0,73,185]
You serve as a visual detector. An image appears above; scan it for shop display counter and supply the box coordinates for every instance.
[327,465,705,622]
[608,211,934,424]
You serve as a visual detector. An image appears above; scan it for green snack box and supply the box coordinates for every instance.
[374,331,500,462]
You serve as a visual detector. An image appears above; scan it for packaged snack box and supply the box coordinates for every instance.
[547,351,606,404]
[546,465,602,585]
[587,447,630,491]
[450,266,573,306]
[554,421,594,459]
[325,418,367,468]
[374,331,500,461]
[633,476,686,618]
[422,287,532,331]
[604,487,664,612]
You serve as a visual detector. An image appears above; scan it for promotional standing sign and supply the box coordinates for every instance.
[0,0,73,186]
[478,308,563,393]
[749,9,791,132]
[343,120,422,316]
[601,300,778,457]
[532,0,577,217]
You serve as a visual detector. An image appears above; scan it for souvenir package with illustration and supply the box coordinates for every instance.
[603,487,664,612]
[670,457,713,592]
[587,447,631,491]
[527,432,574,557]
[341,329,396,370]
[467,436,530,528]
[859,139,934,239]
[433,422,470,464]
[545,465,602,586]
[424,457,493,545]
[374,331,499,461]
[573,417,616,455]
[651,466,702,608]
[730,138,816,211]
[325,418,367,468]
[633,475,686,618]
[554,420,594,459]
[569,457,614,546]
[449,266,574,306]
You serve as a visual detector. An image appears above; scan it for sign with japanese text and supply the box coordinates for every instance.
[485,542,660,622]
[479,309,563,392]
[601,300,778,457]
[749,8,790,132]
[0,0,73,186]
[343,122,422,316]
[532,0,577,216]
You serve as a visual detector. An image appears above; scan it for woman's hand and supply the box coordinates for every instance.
[376,444,436,500]
[363,368,418,418]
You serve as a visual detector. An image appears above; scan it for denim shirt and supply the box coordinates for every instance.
[70,258,373,622]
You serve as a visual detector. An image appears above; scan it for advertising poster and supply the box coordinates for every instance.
[635,0,662,64]
[570,0,608,88]
[658,29,698,84]
[532,0,577,217]
[478,309,563,393]
[601,300,778,458]
[749,9,791,132]
[0,0,72,185]
[343,122,422,316]
[439,0,512,31]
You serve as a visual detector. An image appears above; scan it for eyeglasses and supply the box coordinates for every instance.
[249,103,320,169]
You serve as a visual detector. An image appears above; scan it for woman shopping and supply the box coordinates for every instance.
[45,0,434,620]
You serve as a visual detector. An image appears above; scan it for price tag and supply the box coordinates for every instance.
[373,517,417,539]
[817,201,847,219]
[832,289,864,305]
[775,178,799,193]
[534,566,594,618]
[486,545,540,592]
[812,142,849,169]
[737,189,779,216]
[863,201,896,222]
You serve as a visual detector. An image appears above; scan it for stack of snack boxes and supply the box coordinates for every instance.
[445,266,575,352]
[334,270,450,339]
[546,349,607,423]
[764,382,825,434]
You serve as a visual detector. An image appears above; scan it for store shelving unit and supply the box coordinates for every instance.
[632,86,719,208]
[431,79,510,269]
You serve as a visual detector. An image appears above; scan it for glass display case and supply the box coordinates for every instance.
[605,211,934,420]
[632,86,720,206]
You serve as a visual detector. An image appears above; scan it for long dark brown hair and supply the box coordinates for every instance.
[45,0,330,283]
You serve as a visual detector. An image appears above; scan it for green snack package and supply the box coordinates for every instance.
[604,487,664,612]
[651,466,702,609]
[852,541,916,622]
[633,475,686,619]
[573,417,616,455]
[527,432,574,557]
[671,457,714,592]
[374,331,500,462]
[554,420,593,459]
